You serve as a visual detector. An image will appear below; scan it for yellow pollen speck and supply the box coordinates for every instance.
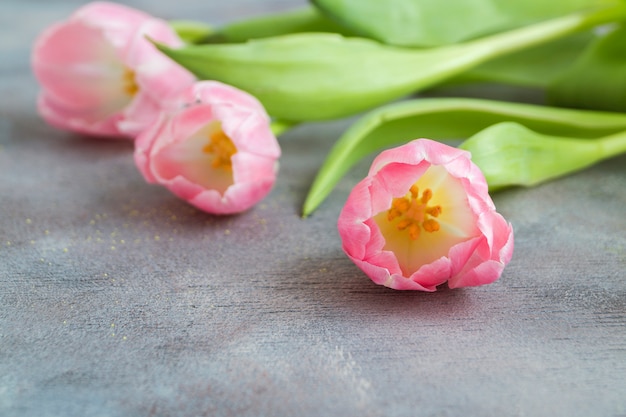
[387,187,442,240]
[26,218,32,224]
[63,248,68,252]
[123,68,139,96]
[203,129,237,171]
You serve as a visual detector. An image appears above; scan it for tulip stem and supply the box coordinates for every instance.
[599,130,626,158]
[270,119,298,137]
[169,20,215,44]
[458,4,626,66]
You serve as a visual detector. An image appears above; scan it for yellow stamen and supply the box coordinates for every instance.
[202,129,237,171]
[387,208,402,222]
[408,223,421,240]
[422,218,440,233]
[386,187,442,240]
[122,68,139,96]
[393,198,410,212]
[426,206,442,217]
[396,219,413,231]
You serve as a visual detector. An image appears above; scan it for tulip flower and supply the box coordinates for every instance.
[31,1,195,138]
[134,81,281,215]
[337,139,514,291]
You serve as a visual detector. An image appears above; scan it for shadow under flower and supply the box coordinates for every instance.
[267,254,483,322]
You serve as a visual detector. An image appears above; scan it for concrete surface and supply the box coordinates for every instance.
[1,1,625,416]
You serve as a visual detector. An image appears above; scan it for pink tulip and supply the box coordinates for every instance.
[134,81,281,214]
[31,1,195,138]
[337,139,514,291]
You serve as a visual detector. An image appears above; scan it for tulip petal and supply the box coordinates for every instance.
[33,21,129,112]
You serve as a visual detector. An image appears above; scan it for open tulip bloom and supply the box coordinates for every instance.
[134,81,281,215]
[31,1,195,138]
[338,139,514,291]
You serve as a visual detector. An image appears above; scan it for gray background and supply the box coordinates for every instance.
[1,1,625,416]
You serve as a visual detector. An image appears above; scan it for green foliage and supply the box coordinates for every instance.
[158,33,448,121]
[163,3,626,218]
[203,7,355,43]
[169,20,215,44]
[548,25,626,112]
[459,122,621,190]
[457,31,595,88]
[301,98,626,216]
[312,0,619,46]
[157,5,626,121]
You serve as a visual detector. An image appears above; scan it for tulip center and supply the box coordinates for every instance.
[203,129,237,171]
[122,68,139,96]
[373,165,479,276]
[387,185,442,240]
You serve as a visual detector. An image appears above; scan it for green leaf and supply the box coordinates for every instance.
[169,20,215,44]
[312,0,620,47]
[156,5,626,121]
[456,31,595,88]
[548,24,626,112]
[459,122,626,190]
[301,98,626,216]
[204,7,356,44]
[270,119,299,136]
[159,33,445,121]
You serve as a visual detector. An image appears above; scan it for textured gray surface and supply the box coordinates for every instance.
[1,1,626,416]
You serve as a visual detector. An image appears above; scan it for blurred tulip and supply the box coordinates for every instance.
[32,1,195,138]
